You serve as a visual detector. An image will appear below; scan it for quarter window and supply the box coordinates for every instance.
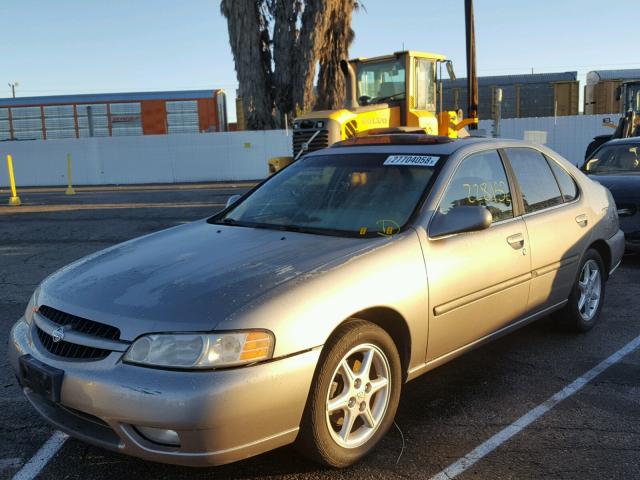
[439,150,514,223]
[506,148,563,214]
[547,158,578,202]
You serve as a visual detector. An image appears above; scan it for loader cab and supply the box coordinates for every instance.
[352,51,445,129]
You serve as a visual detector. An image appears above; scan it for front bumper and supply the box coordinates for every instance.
[9,318,321,466]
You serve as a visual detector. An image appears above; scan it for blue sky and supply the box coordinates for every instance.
[4,0,639,121]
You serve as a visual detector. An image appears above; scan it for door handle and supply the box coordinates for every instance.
[575,214,588,227]
[506,233,524,249]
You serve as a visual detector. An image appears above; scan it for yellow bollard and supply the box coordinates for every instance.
[6,154,21,206]
[65,153,76,195]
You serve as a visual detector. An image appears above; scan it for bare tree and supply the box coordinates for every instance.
[221,0,361,130]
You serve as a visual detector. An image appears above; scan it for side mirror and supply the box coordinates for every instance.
[225,194,242,209]
[429,206,492,238]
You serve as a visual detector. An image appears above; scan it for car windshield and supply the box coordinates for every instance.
[357,58,406,104]
[211,153,443,237]
[586,144,640,173]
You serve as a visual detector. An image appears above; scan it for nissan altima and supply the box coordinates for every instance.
[9,134,624,468]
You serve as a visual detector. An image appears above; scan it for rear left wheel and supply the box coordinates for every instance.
[296,320,402,467]
[559,249,606,332]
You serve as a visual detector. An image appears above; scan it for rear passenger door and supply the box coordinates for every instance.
[425,149,531,361]
[503,148,588,312]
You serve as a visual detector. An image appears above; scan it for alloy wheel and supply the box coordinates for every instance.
[325,343,391,449]
[578,259,601,322]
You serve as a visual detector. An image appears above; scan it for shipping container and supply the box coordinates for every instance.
[442,72,579,119]
[0,89,227,141]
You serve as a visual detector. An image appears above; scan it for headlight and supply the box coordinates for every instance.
[24,289,39,325]
[123,331,274,369]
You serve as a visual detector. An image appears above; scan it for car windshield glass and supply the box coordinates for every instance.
[211,153,443,237]
[357,59,406,104]
[586,144,640,173]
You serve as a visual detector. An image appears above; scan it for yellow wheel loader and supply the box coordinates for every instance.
[289,51,476,162]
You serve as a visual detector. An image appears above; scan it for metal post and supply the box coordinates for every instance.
[87,106,94,137]
[465,0,478,129]
[492,88,503,138]
[65,153,76,195]
[6,154,21,206]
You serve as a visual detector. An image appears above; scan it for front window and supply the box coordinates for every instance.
[586,144,640,173]
[357,58,406,105]
[439,150,514,223]
[212,153,443,237]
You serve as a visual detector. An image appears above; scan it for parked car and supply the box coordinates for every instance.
[583,137,640,252]
[9,135,624,468]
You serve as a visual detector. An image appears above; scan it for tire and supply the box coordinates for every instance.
[559,249,606,332]
[296,320,402,467]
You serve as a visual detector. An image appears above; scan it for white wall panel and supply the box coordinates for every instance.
[0,130,293,187]
[479,114,621,165]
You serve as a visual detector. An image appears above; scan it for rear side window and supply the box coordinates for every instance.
[547,158,578,202]
[439,149,514,223]
[506,148,563,214]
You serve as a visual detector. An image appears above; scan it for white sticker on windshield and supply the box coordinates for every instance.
[383,155,440,167]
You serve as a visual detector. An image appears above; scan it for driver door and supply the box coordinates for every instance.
[425,149,531,361]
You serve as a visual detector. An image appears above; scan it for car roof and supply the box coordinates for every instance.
[307,135,546,157]
[601,136,640,147]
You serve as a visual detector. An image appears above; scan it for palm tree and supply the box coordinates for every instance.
[221,0,361,130]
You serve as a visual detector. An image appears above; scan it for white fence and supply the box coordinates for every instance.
[0,130,292,187]
[0,115,622,187]
[479,114,620,165]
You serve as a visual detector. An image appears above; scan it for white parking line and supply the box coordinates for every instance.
[12,431,68,480]
[430,334,640,480]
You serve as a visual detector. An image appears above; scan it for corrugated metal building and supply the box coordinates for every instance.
[442,72,579,119]
[0,89,228,141]
[584,69,640,114]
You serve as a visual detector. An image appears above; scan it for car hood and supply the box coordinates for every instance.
[39,220,379,339]
[589,172,640,200]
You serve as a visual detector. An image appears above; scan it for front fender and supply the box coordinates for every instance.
[216,231,429,370]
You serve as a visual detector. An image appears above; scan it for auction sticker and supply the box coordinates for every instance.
[383,155,440,167]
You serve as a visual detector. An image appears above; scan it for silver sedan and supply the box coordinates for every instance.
[9,134,624,467]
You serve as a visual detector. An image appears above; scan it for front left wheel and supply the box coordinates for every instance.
[296,320,402,467]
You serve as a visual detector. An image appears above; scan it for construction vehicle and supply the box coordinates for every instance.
[585,80,640,159]
[267,0,480,173]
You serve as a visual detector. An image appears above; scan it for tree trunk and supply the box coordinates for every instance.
[220,0,275,129]
[221,0,359,129]
[316,2,356,110]
[272,0,301,123]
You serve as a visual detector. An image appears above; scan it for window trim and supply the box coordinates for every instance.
[428,147,517,239]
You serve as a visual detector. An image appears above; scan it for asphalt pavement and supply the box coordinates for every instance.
[1,184,638,479]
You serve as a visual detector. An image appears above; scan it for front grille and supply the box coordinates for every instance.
[35,306,120,360]
[38,305,120,340]
[36,328,111,360]
[293,129,329,157]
